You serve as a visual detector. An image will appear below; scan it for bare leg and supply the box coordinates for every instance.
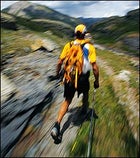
[57,99,72,124]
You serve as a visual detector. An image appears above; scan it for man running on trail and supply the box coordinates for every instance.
[51,24,99,140]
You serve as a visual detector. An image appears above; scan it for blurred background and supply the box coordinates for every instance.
[1,1,139,157]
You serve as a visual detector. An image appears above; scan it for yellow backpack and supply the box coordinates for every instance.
[63,41,86,89]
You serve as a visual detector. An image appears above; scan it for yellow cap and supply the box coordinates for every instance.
[75,24,87,34]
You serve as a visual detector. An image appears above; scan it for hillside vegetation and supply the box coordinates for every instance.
[2,1,80,26]
[89,9,139,56]
[1,2,139,56]
[1,1,81,39]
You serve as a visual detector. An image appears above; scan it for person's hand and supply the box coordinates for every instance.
[94,80,99,89]
[48,74,59,81]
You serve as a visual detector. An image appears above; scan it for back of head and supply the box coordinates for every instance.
[74,24,87,39]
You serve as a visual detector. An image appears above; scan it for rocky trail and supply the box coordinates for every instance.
[1,37,139,157]
[1,38,91,157]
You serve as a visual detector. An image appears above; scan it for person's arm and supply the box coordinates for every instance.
[48,58,63,81]
[56,42,72,76]
[48,42,71,81]
[92,62,99,89]
[88,44,99,88]
[56,59,63,77]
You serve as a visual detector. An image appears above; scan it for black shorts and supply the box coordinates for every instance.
[64,72,90,100]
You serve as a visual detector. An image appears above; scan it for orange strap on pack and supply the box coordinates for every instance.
[75,67,78,89]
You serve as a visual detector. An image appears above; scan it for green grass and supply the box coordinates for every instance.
[96,49,137,72]
[90,9,139,56]
[68,69,138,157]
[15,15,74,39]
[1,28,33,55]
[1,27,70,56]
[96,49,139,90]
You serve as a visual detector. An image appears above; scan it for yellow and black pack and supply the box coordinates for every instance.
[63,41,86,88]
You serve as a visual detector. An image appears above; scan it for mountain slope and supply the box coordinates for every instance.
[1,2,139,56]
[2,1,81,27]
[78,17,106,27]
[1,12,18,30]
[1,1,82,39]
[89,9,139,56]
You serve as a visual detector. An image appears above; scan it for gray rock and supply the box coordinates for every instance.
[1,73,17,104]
[1,48,62,157]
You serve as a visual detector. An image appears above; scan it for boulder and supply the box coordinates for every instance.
[31,39,58,52]
[1,73,17,104]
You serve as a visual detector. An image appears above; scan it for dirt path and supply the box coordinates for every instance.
[34,94,83,157]
[10,87,84,157]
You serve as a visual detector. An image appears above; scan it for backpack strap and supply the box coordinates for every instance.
[69,41,74,47]
[83,44,89,59]
[81,42,89,60]
[81,43,86,48]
